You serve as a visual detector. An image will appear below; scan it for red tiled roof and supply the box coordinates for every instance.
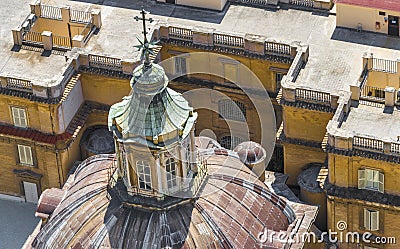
[0,102,92,145]
[335,0,400,12]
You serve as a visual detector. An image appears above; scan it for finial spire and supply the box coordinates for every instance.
[134,9,157,67]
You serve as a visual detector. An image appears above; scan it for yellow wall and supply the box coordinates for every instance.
[32,18,88,37]
[329,154,400,195]
[328,197,400,249]
[367,70,400,89]
[283,143,326,186]
[80,74,131,106]
[0,95,54,133]
[283,105,333,142]
[337,3,400,34]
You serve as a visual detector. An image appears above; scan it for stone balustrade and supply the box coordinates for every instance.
[13,1,101,50]
[158,24,296,58]
[230,0,333,10]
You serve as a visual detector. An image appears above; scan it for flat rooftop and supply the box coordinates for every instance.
[1,0,400,91]
[335,102,400,142]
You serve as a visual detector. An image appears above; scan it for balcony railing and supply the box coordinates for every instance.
[295,89,331,105]
[70,9,92,23]
[168,27,193,41]
[214,33,245,48]
[23,31,43,45]
[289,0,317,8]
[360,85,385,102]
[391,143,400,154]
[40,5,62,20]
[1,77,33,92]
[88,54,123,71]
[371,58,397,74]
[265,42,291,55]
[164,25,294,58]
[353,136,384,152]
[52,35,71,49]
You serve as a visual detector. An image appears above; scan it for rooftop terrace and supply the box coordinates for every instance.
[1,0,400,94]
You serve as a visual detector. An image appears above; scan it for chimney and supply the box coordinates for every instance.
[384,87,396,107]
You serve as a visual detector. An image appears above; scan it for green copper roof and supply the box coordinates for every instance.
[108,63,196,146]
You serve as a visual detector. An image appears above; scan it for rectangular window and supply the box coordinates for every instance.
[136,161,152,190]
[18,145,33,166]
[379,11,386,16]
[358,169,384,193]
[174,57,187,75]
[11,107,27,128]
[364,209,379,231]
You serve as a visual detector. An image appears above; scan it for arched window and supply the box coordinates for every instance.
[218,99,246,122]
[136,161,152,190]
[166,158,177,188]
[220,136,244,150]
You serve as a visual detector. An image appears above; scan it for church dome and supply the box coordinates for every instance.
[131,63,169,95]
[30,135,321,249]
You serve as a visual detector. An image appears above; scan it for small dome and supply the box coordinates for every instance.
[234,141,266,165]
[131,63,169,95]
[81,127,115,154]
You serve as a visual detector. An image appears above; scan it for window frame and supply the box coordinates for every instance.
[358,168,384,193]
[11,106,28,128]
[218,99,247,122]
[174,56,187,75]
[165,158,177,189]
[17,144,34,166]
[364,208,379,231]
[136,160,152,191]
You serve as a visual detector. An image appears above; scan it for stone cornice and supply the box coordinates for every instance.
[280,98,336,113]
[160,38,294,64]
[171,76,279,98]
[326,145,400,164]
[278,131,323,149]
[325,182,400,208]
[0,87,61,104]
[79,66,132,79]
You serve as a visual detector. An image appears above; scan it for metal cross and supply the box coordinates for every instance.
[134,9,154,44]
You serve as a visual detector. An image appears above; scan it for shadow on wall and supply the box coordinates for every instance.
[331,27,400,50]
[70,0,228,23]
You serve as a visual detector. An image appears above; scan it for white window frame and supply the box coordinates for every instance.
[18,145,33,166]
[174,56,187,75]
[218,99,246,122]
[165,158,177,188]
[136,160,152,191]
[11,107,28,128]
[364,209,379,231]
[358,168,384,193]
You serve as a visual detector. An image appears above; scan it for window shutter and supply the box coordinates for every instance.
[26,146,33,165]
[18,145,26,164]
[378,172,384,193]
[371,211,379,231]
[19,109,27,127]
[12,108,20,126]
[364,209,370,230]
[358,169,365,189]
